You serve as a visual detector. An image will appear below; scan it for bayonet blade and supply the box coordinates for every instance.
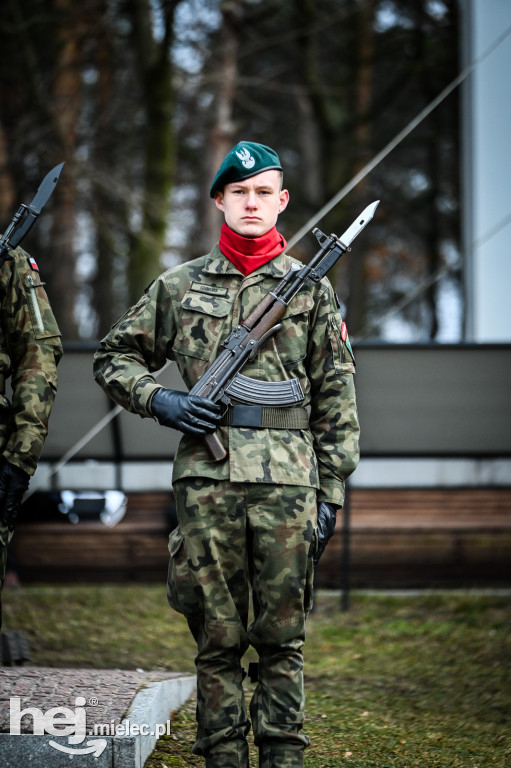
[339,200,379,248]
[28,162,65,214]
[7,162,65,251]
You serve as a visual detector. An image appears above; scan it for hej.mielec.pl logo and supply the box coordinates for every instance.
[9,695,172,757]
[9,695,107,757]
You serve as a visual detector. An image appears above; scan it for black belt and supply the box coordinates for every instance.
[220,405,309,430]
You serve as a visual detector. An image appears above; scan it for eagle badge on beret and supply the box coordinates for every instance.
[235,147,256,169]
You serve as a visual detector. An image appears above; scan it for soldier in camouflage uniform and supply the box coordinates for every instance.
[94,142,359,768]
[0,246,62,628]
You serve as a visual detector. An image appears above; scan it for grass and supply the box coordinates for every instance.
[3,585,510,767]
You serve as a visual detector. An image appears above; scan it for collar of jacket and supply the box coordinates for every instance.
[204,243,298,279]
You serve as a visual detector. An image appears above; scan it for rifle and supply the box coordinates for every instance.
[0,163,65,267]
[191,200,379,462]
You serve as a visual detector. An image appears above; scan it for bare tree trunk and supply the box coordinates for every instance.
[295,87,322,211]
[89,0,126,338]
[196,1,239,254]
[46,0,81,338]
[0,0,81,337]
[294,0,335,172]
[126,0,178,304]
[0,125,15,219]
[346,0,375,335]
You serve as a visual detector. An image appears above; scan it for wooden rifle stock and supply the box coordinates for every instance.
[205,431,228,462]
[242,300,287,352]
[242,292,277,330]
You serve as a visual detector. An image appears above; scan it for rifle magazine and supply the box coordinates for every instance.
[225,373,304,406]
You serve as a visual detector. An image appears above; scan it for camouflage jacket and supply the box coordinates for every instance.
[94,245,359,506]
[0,247,62,475]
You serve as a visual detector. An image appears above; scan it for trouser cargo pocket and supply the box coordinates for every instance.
[167,528,201,617]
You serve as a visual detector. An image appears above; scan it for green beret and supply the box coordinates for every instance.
[209,141,282,198]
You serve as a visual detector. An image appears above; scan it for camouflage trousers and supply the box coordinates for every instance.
[0,524,12,630]
[168,478,317,768]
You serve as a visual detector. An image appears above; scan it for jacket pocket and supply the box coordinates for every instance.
[172,290,233,361]
[272,291,315,367]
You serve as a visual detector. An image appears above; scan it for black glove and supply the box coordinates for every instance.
[314,501,339,565]
[150,388,222,437]
[0,457,30,531]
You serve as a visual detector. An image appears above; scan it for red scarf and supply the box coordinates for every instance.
[219,223,287,276]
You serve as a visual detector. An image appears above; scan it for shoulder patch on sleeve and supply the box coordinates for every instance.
[27,254,39,271]
[344,329,355,364]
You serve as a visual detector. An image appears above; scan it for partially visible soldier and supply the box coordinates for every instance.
[94,141,360,768]
[0,246,62,628]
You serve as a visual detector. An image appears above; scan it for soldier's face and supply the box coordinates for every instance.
[214,170,289,238]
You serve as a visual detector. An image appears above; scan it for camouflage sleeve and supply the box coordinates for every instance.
[93,277,172,418]
[306,280,360,507]
[0,248,63,475]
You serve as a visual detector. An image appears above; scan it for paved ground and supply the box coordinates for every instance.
[0,666,184,734]
[0,665,196,767]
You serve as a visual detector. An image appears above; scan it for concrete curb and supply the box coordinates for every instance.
[114,675,196,767]
[0,673,196,768]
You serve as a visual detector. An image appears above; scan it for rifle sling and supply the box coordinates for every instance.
[220,405,309,430]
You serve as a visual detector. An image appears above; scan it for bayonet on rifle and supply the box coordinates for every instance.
[0,162,65,265]
[191,200,380,461]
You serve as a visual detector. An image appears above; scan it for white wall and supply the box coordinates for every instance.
[464,0,511,341]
